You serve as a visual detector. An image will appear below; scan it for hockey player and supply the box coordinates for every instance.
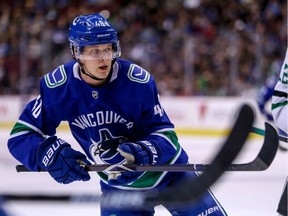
[271,49,288,216]
[7,13,227,216]
[257,53,287,151]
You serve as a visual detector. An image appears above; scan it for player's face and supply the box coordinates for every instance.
[81,44,113,84]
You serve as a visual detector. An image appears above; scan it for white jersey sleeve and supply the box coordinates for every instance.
[271,49,288,134]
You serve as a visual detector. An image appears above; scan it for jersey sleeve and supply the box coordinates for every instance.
[130,72,187,165]
[271,49,288,133]
[7,74,63,171]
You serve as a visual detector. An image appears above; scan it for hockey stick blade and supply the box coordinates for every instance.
[229,122,278,171]
[100,103,255,208]
[16,122,278,173]
[251,126,288,143]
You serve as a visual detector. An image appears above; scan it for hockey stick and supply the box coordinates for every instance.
[251,126,288,143]
[15,122,278,173]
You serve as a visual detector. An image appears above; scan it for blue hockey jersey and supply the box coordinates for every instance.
[8,58,189,190]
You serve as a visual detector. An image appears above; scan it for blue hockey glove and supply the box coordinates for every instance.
[108,142,153,186]
[36,136,91,184]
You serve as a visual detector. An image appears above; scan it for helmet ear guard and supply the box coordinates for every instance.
[112,40,121,59]
[69,44,83,60]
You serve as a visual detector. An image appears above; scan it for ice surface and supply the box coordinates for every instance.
[1,130,287,216]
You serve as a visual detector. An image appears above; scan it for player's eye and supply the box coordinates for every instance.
[88,48,112,57]
[104,48,112,53]
[89,49,100,56]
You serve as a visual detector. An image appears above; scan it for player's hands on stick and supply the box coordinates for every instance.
[108,142,152,185]
[36,136,91,184]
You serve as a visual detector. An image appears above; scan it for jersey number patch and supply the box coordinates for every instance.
[281,63,288,84]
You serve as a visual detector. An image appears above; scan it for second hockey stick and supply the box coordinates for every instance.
[251,126,288,143]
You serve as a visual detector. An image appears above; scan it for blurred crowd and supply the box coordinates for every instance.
[0,0,286,96]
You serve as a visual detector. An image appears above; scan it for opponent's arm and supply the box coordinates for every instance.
[257,78,277,121]
[272,49,288,133]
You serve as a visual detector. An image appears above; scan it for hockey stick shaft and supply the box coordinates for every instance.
[14,163,233,172]
[13,160,266,172]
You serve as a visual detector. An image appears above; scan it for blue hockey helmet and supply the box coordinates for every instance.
[68,13,121,60]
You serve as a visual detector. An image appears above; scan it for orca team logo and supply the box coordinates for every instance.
[89,129,128,166]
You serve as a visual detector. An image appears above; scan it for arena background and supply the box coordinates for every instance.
[0,0,287,215]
